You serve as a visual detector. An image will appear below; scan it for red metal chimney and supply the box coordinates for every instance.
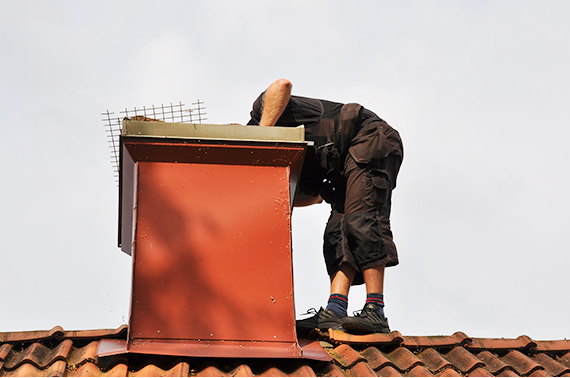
[97,121,329,360]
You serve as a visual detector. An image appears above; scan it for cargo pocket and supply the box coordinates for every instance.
[348,123,390,166]
[364,169,390,210]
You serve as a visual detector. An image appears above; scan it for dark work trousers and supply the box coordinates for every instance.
[323,153,401,286]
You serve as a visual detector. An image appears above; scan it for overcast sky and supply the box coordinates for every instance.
[1,1,569,341]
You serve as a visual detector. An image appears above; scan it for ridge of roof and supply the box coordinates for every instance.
[1,326,569,377]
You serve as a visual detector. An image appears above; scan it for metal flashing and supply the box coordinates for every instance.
[122,120,305,143]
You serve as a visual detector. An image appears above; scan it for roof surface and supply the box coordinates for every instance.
[1,326,570,377]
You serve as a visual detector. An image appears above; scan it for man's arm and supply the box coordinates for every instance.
[259,78,292,126]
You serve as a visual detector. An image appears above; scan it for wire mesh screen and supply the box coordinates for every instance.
[103,101,207,183]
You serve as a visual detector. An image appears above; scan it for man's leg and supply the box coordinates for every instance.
[259,78,292,126]
[340,155,392,334]
[296,263,354,333]
[363,264,386,317]
[331,263,356,296]
[326,263,356,318]
[341,263,390,334]
[363,264,384,294]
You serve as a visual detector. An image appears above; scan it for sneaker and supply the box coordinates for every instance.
[296,307,344,333]
[341,303,391,334]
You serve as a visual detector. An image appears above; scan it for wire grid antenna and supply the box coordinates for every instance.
[103,101,207,184]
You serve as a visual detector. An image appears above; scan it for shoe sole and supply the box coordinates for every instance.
[342,322,390,335]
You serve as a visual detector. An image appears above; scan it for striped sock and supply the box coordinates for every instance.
[326,294,348,317]
[366,293,385,316]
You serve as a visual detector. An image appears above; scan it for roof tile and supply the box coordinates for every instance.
[196,365,231,377]
[416,348,454,373]
[532,352,570,376]
[533,340,570,353]
[0,326,65,344]
[385,347,424,371]
[495,368,520,377]
[129,362,191,377]
[347,360,378,377]
[318,362,346,377]
[443,346,485,374]
[466,366,494,377]
[2,360,67,377]
[403,332,471,349]
[476,351,512,375]
[288,365,317,377]
[527,368,550,377]
[258,366,290,377]
[228,364,256,377]
[67,361,129,377]
[360,346,394,370]
[466,335,536,352]
[328,329,403,346]
[376,364,403,376]
[436,367,462,376]
[0,344,11,370]
[330,344,365,368]
[406,364,434,376]
[67,340,99,367]
[2,339,72,370]
[501,350,545,376]
[559,351,570,368]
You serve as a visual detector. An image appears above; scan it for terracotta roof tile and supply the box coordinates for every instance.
[318,361,345,377]
[2,339,72,370]
[227,364,256,377]
[466,335,537,352]
[194,365,228,377]
[528,368,550,377]
[0,326,65,344]
[129,362,190,377]
[502,350,546,376]
[495,368,519,377]
[476,351,512,375]
[376,364,403,376]
[466,366,494,377]
[360,346,394,370]
[532,352,570,376]
[417,348,455,373]
[346,360,378,376]
[437,367,462,376]
[385,346,424,372]
[329,329,404,346]
[67,361,129,377]
[404,332,471,349]
[406,364,434,376]
[67,340,99,367]
[444,346,485,374]
[2,326,570,377]
[3,360,67,377]
[559,351,570,368]
[330,344,365,368]
[257,366,290,377]
[533,340,570,353]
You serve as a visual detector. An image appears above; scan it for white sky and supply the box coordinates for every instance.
[1,1,569,340]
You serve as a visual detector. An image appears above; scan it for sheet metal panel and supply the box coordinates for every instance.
[130,161,296,342]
